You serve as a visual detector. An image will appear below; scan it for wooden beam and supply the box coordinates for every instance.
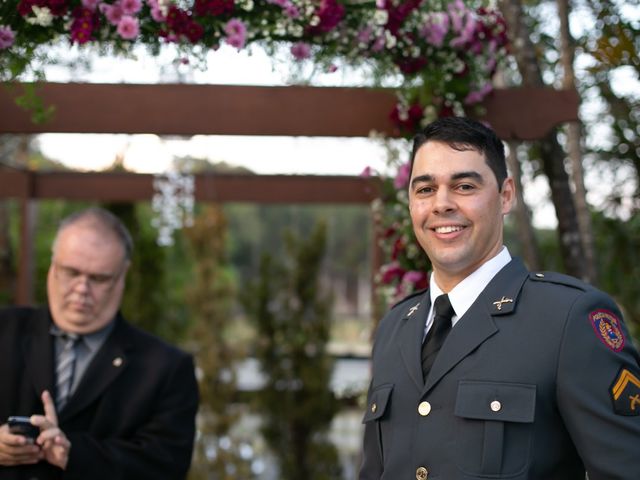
[0,83,579,141]
[0,171,381,204]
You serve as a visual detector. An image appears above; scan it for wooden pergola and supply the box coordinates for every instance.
[0,82,579,304]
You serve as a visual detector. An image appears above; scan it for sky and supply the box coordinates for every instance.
[35,44,399,176]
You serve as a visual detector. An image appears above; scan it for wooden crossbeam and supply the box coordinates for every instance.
[0,83,579,140]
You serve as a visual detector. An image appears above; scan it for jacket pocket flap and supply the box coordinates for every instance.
[362,383,394,423]
[454,381,536,423]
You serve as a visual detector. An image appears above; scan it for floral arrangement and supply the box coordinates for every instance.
[1,0,507,127]
[362,148,430,306]
[0,0,509,302]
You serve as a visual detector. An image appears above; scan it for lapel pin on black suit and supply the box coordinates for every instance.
[407,303,420,317]
[112,357,124,367]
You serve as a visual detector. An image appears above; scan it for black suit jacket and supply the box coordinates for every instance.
[0,307,199,480]
[360,258,640,479]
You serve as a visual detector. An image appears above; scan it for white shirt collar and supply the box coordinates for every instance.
[428,246,512,331]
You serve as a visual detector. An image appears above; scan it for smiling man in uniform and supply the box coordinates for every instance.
[359,117,640,479]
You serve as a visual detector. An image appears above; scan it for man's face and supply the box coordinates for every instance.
[47,222,129,334]
[408,140,514,291]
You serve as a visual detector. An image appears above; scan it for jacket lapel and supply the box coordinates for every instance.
[397,290,431,392]
[423,258,529,394]
[24,309,55,400]
[60,316,131,421]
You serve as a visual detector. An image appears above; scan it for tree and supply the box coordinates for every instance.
[242,221,342,480]
[498,0,589,280]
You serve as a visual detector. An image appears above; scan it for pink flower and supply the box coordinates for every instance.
[290,42,311,60]
[393,161,411,189]
[464,82,493,105]
[224,18,247,49]
[0,26,15,50]
[100,2,124,25]
[150,5,165,21]
[421,12,449,47]
[402,270,428,290]
[360,166,373,178]
[120,0,142,15]
[117,15,139,40]
[81,0,101,11]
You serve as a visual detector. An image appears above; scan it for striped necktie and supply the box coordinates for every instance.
[421,294,455,382]
[55,333,80,410]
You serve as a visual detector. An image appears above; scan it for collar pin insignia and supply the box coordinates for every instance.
[407,303,420,317]
[493,296,514,311]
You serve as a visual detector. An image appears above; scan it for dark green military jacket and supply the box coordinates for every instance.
[360,258,640,480]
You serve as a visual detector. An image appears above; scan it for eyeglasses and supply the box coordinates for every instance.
[53,262,124,292]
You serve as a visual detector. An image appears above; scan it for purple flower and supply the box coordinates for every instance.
[393,161,411,189]
[448,0,467,33]
[356,26,373,45]
[224,18,247,49]
[81,0,102,11]
[290,42,311,60]
[284,3,300,18]
[117,15,139,39]
[451,14,477,48]
[120,0,142,15]
[0,26,15,50]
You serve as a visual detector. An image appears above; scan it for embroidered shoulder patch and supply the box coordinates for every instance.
[589,309,625,352]
[611,368,640,416]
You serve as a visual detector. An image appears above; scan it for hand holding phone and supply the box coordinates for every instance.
[7,416,39,444]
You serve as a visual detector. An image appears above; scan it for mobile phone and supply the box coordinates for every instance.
[7,416,39,443]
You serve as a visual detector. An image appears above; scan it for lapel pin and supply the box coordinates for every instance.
[493,296,514,311]
[407,303,420,317]
[112,357,123,367]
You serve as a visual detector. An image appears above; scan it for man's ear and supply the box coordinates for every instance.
[500,177,516,215]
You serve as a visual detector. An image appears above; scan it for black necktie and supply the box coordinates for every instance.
[421,294,455,381]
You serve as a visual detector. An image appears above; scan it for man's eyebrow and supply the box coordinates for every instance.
[410,171,484,189]
[410,174,434,189]
[451,171,484,183]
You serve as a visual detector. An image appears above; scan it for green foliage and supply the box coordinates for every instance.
[104,202,192,341]
[241,221,342,480]
[184,204,253,479]
[592,210,640,336]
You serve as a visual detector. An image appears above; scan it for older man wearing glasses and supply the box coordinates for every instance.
[0,208,199,480]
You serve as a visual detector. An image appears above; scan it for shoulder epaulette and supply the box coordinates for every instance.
[528,271,590,292]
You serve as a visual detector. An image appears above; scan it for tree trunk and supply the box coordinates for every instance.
[506,141,542,270]
[558,0,599,285]
[498,0,587,279]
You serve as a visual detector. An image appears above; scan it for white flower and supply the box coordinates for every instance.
[385,30,396,49]
[242,0,254,11]
[309,15,320,27]
[26,6,53,27]
[373,10,388,25]
[289,24,304,37]
[158,0,171,16]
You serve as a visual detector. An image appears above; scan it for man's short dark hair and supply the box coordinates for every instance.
[54,207,133,261]
[410,117,508,190]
